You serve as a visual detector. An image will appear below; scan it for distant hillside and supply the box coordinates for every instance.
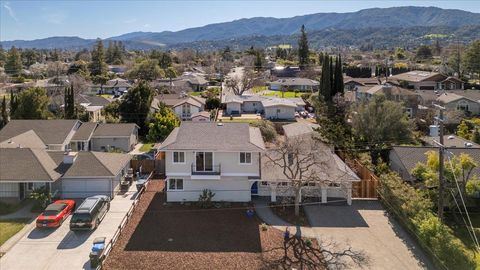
[2,6,480,50]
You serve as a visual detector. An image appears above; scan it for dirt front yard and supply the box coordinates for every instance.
[103,180,300,270]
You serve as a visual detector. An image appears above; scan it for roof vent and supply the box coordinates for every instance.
[448,135,455,140]
[465,142,473,148]
[63,151,78,164]
[217,122,224,126]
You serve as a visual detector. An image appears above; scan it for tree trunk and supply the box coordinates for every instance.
[295,188,301,217]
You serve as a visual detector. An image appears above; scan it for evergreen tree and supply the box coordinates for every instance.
[319,54,331,103]
[64,86,75,119]
[89,39,108,77]
[5,46,23,76]
[333,55,344,96]
[9,90,17,116]
[119,81,154,135]
[12,87,50,119]
[1,96,8,128]
[298,25,309,70]
[472,129,480,144]
[254,51,263,71]
[329,57,334,96]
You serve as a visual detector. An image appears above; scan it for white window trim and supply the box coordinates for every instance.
[172,151,186,164]
[239,152,252,165]
[168,178,184,191]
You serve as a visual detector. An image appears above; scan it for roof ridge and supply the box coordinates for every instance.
[91,152,117,176]
[30,148,60,180]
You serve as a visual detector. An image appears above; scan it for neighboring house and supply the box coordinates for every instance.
[260,122,359,205]
[268,77,319,92]
[390,70,464,90]
[91,123,139,152]
[356,84,420,117]
[390,146,480,184]
[157,122,265,202]
[69,122,98,151]
[0,120,81,151]
[0,148,131,201]
[222,94,305,120]
[151,73,208,93]
[151,93,206,121]
[344,76,381,91]
[436,92,480,116]
[191,111,211,122]
[270,66,300,78]
[421,134,480,148]
[91,78,132,95]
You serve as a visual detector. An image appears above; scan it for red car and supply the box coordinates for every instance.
[36,200,76,228]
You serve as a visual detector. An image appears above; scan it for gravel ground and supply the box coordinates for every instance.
[103,180,302,270]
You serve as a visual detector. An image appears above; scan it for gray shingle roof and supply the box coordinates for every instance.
[0,120,79,145]
[0,148,62,182]
[391,70,446,82]
[269,77,319,87]
[282,122,320,138]
[421,135,480,148]
[72,122,98,141]
[0,130,46,149]
[92,123,138,137]
[391,146,480,178]
[61,151,131,178]
[159,122,265,152]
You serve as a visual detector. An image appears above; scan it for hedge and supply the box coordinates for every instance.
[378,173,476,270]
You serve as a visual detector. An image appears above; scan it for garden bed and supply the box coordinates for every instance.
[270,204,310,226]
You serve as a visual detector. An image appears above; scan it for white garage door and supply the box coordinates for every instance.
[62,179,111,198]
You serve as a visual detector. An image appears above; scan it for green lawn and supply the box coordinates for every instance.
[190,91,203,96]
[251,86,267,94]
[0,201,26,216]
[262,91,302,98]
[140,143,154,152]
[0,219,29,246]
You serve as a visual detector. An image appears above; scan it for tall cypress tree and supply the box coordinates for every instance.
[329,57,334,97]
[298,25,309,70]
[9,90,17,117]
[64,86,75,119]
[319,54,331,103]
[1,96,7,128]
[337,54,344,95]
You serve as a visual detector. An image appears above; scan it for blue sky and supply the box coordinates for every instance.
[1,0,479,41]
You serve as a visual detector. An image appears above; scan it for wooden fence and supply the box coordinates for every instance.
[338,152,380,199]
[130,159,165,176]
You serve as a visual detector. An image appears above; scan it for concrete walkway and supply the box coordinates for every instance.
[252,197,292,227]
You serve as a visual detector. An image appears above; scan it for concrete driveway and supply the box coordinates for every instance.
[304,200,435,270]
[0,185,139,270]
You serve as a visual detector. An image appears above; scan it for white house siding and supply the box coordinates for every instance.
[225,102,242,115]
[444,99,480,116]
[165,151,260,177]
[60,177,117,199]
[257,182,352,203]
[0,183,19,198]
[173,104,201,120]
[91,137,131,152]
[264,106,295,120]
[242,101,263,113]
[166,176,252,202]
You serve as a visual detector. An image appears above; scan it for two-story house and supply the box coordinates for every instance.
[158,122,265,202]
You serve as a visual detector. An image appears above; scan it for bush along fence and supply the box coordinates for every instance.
[378,173,476,270]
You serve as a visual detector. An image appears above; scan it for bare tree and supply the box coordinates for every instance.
[224,69,259,95]
[263,134,353,216]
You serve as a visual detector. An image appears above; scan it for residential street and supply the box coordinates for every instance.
[0,185,139,270]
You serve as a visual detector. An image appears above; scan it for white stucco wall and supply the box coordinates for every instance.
[173,104,201,120]
[166,176,252,202]
[225,102,242,115]
[264,105,295,120]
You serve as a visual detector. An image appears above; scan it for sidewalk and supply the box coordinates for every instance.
[0,202,38,254]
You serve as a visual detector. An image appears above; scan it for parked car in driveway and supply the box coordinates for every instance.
[36,200,76,228]
[70,195,110,231]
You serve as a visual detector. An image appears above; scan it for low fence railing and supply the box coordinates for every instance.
[97,174,152,269]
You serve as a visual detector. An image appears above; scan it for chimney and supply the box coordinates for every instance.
[63,151,78,164]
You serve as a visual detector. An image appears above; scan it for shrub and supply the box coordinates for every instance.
[250,120,277,142]
[198,189,215,209]
[260,223,268,231]
[29,186,51,210]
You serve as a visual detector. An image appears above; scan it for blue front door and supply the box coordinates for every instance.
[251,181,258,195]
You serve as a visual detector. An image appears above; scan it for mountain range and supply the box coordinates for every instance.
[2,6,480,50]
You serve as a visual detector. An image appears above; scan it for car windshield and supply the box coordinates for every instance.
[71,213,91,223]
[43,210,60,216]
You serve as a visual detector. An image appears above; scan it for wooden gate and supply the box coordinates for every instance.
[338,153,380,199]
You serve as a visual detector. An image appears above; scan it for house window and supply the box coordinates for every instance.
[168,179,183,190]
[240,152,252,164]
[277,109,281,113]
[287,153,294,166]
[280,182,289,186]
[173,152,185,163]
[261,181,268,186]
[27,183,34,191]
[457,100,469,112]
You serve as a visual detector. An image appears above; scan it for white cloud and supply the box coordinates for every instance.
[3,2,18,21]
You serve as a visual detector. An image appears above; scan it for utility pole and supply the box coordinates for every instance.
[433,104,446,222]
